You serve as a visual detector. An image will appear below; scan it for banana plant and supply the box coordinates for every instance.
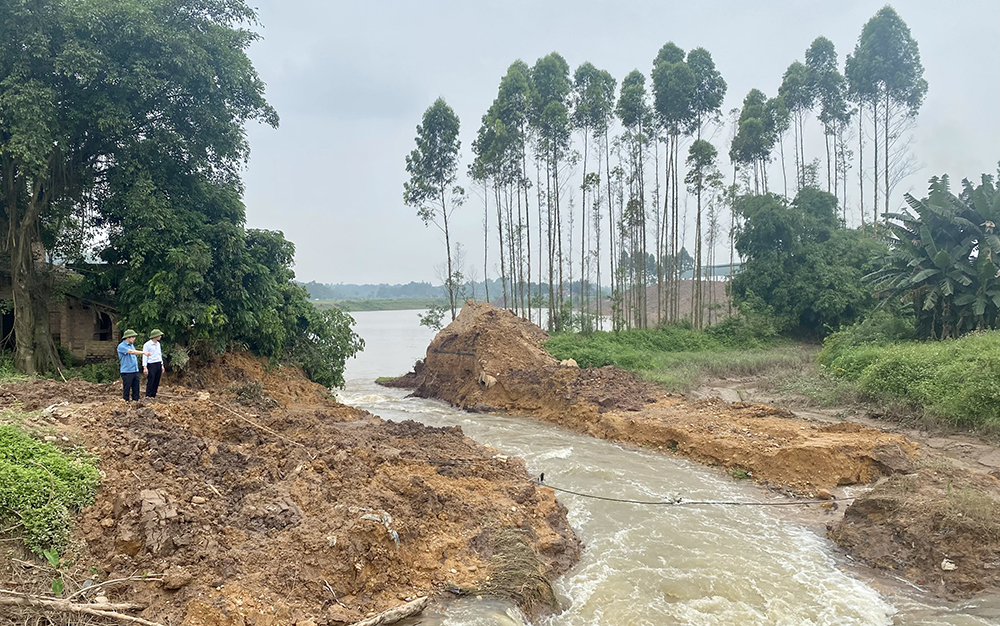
[868,173,999,338]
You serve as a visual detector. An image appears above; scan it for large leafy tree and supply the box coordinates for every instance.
[869,173,1000,339]
[732,188,883,336]
[0,0,277,374]
[404,97,464,321]
[846,5,927,225]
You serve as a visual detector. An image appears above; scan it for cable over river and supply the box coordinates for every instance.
[338,310,1000,626]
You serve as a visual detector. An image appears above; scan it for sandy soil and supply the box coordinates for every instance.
[385,301,1000,599]
[0,353,580,625]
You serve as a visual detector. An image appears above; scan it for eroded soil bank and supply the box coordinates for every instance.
[1,353,580,625]
[385,301,1000,599]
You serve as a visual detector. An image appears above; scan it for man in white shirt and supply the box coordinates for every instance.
[142,328,165,398]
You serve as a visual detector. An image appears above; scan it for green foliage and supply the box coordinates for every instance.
[418,305,448,332]
[284,294,364,389]
[546,328,803,393]
[57,359,120,384]
[546,323,774,369]
[0,425,100,554]
[818,311,917,369]
[821,331,1000,429]
[0,0,277,373]
[731,188,884,336]
[869,173,1000,339]
[845,6,928,114]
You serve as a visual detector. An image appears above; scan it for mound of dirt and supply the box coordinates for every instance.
[1,353,579,625]
[829,465,1000,598]
[398,301,660,419]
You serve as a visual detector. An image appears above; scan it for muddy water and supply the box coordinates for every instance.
[338,310,999,626]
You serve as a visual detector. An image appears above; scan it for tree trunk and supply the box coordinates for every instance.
[441,195,456,320]
[884,90,890,219]
[872,100,879,231]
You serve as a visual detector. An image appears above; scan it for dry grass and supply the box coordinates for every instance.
[479,527,557,618]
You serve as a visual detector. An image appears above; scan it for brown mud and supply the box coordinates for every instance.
[1,352,580,625]
[385,301,1000,599]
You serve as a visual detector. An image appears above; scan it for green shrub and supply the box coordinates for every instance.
[823,331,1000,430]
[0,425,101,554]
[818,311,916,367]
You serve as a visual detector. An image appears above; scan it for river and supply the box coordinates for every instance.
[336,309,999,626]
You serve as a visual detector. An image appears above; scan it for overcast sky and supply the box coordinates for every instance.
[241,0,1000,286]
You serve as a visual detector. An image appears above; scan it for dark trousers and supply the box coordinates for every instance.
[121,372,140,401]
[145,362,163,398]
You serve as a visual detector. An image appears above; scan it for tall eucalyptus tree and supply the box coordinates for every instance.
[530,53,572,330]
[779,61,815,191]
[616,70,652,328]
[805,37,850,198]
[846,6,927,227]
[572,62,616,329]
[404,98,464,321]
[651,42,693,322]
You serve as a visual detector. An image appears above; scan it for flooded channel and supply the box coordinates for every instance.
[338,310,999,626]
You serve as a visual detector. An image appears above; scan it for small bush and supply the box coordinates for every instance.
[0,425,100,554]
[62,359,120,383]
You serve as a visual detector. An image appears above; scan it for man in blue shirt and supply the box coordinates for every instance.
[117,329,150,402]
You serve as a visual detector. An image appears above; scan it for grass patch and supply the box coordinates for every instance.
[819,329,1000,432]
[0,424,100,555]
[313,298,448,312]
[545,326,806,393]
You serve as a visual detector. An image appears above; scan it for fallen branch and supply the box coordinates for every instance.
[348,596,430,626]
[0,592,160,626]
[63,573,164,602]
[210,401,314,458]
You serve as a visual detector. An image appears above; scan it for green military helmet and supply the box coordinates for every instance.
[122,329,138,339]
[149,328,164,339]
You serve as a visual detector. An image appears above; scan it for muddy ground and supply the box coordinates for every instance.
[386,301,1000,599]
[0,353,580,625]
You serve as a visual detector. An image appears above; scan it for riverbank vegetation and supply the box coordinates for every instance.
[314,298,449,312]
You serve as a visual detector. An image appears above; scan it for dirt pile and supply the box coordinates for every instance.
[829,464,1000,598]
[1,353,580,625]
[405,301,660,420]
[386,302,917,491]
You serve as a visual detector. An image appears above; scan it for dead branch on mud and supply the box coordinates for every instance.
[0,589,162,626]
[209,400,315,458]
[63,574,164,602]
[347,596,429,626]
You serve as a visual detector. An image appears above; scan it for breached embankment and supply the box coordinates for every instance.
[387,302,917,491]
[385,301,1000,599]
[0,352,580,625]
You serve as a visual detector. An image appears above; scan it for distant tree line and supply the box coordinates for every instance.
[404,5,928,336]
